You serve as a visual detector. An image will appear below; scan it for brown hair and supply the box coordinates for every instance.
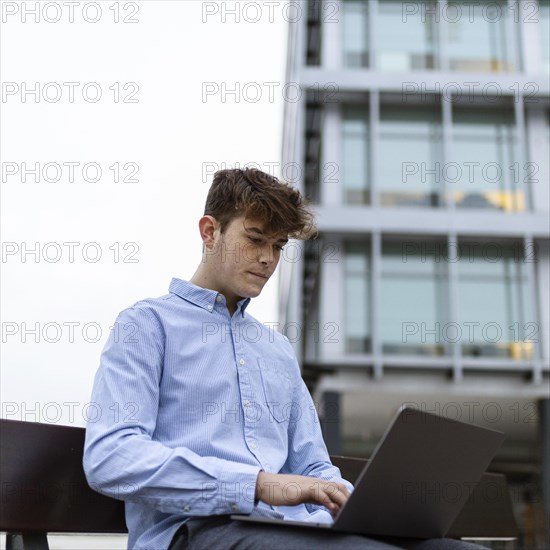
[204,168,317,240]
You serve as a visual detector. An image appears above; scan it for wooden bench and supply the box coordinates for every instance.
[0,419,518,549]
[1,419,126,549]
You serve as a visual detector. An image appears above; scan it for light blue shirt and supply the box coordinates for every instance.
[83,278,353,550]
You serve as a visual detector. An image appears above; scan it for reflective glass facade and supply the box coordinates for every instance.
[541,0,550,73]
[342,0,369,67]
[342,106,369,204]
[344,243,371,353]
[285,3,549,544]
[457,243,532,359]
[376,0,437,70]
[341,102,524,210]
[451,109,522,211]
[342,0,529,72]
[378,106,442,207]
[447,1,516,71]
[380,242,447,355]
[343,240,535,361]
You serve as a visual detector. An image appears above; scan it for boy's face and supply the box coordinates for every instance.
[209,214,288,304]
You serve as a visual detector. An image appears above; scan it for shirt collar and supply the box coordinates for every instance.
[169,278,251,317]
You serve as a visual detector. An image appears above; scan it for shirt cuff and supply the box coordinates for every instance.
[253,469,264,506]
[219,463,262,515]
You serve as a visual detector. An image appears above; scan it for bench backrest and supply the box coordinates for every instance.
[0,418,126,533]
[1,420,517,540]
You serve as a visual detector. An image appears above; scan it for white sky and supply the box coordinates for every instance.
[1,0,293,425]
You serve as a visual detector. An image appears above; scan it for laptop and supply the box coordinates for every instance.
[231,407,505,539]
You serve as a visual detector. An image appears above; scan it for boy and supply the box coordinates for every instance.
[84,168,485,550]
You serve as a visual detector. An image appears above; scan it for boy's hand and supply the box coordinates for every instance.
[255,471,350,517]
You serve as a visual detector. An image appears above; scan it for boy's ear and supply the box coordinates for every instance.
[198,215,220,250]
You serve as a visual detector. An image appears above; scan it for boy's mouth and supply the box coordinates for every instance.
[248,271,268,280]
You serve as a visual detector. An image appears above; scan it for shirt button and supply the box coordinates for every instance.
[184,505,190,512]
[250,441,257,449]
[231,504,238,512]
[243,399,250,407]
[239,358,245,365]
[216,295,222,302]
[207,305,213,311]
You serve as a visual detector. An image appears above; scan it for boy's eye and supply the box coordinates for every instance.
[247,236,285,251]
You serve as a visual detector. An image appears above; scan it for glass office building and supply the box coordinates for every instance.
[281,1,550,547]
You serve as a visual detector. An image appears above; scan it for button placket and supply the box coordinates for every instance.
[235,363,260,460]
[233,321,262,464]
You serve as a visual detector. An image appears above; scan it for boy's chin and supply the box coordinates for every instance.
[242,286,263,299]
[245,288,262,298]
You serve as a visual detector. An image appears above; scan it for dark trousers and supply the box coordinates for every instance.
[169,516,490,550]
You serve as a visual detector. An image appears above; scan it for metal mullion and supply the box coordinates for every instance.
[514,92,530,211]
[442,88,453,209]
[448,234,462,381]
[371,231,382,379]
[506,0,521,72]
[438,0,450,71]
[524,236,543,384]
[367,0,377,70]
[369,90,380,207]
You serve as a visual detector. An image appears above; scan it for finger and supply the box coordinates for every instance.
[323,483,349,508]
[333,483,350,506]
[307,481,348,510]
[317,488,340,512]
[320,491,344,518]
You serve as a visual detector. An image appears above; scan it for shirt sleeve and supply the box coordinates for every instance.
[83,306,261,516]
[279,349,354,514]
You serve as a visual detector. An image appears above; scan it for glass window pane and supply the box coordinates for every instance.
[345,245,370,272]
[378,107,442,207]
[454,241,524,275]
[381,243,447,355]
[381,278,437,342]
[377,0,437,70]
[343,0,369,68]
[540,0,550,73]
[344,245,371,353]
[384,242,447,274]
[343,106,369,204]
[450,110,523,211]
[344,136,368,190]
[447,1,516,72]
[346,276,369,336]
[457,243,532,359]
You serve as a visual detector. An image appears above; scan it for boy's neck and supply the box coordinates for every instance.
[189,268,238,317]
